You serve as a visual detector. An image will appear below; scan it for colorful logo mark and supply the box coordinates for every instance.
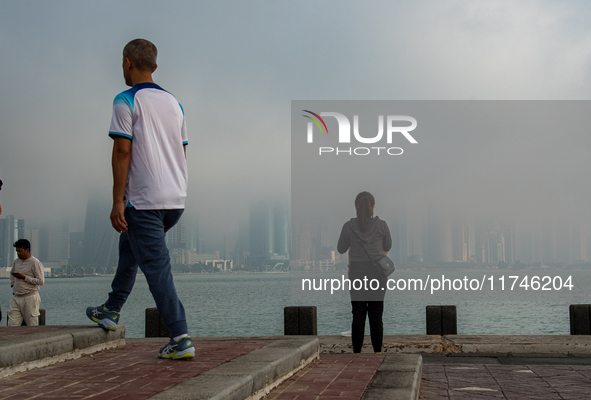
[302,110,329,135]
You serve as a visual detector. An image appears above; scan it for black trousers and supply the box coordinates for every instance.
[349,260,386,353]
[351,300,384,353]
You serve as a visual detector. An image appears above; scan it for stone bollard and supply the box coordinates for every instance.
[284,306,317,335]
[569,304,591,335]
[145,308,170,338]
[426,305,457,335]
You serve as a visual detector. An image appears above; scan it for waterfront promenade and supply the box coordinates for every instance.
[1,326,591,399]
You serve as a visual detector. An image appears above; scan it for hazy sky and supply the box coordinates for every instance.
[292,100,591,244]
[1,0,591,237]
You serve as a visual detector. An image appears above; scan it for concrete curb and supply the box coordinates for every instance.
[317,334,591,355]
[0,325,126,378]
[320,335,443,354]
[445,335,591,355]
[149,338,319,400]
[361,354,423,400]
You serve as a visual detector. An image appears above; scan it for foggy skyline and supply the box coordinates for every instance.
[2,1,591,240]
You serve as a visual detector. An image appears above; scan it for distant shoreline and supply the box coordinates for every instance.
[3,268,586,281]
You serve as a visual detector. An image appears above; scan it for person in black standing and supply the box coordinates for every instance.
[337,191,392,353]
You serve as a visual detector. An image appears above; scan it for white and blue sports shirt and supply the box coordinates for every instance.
[108,82,188,210]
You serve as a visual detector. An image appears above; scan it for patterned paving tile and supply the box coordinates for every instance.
[420,363,591,400]
[0,340,271,400]
[265,355,384,400]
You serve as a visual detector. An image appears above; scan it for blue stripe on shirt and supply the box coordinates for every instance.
[109,132,133,140]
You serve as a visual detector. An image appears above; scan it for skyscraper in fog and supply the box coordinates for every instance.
[424,209,453,263]
[501,223,516,263]
[406,208,423,263]
[82,197,118,269]
[249,200,290,267]
[387,210,408,265]
[24,228,39,259]
[69,232,85,265]
[46,218,70,265]
[572,224,587,262]
[0,215,25,269]
[235,220,250,267]
[453,217,475,262]
[166,214,186,264]
[185,215,199,253]
[294,220,316,261]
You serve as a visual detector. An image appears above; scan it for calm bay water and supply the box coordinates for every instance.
[1,271,589,338]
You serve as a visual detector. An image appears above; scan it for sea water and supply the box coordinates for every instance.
[0,271,588,338]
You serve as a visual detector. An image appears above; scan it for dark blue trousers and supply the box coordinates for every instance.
[105,208,187,338]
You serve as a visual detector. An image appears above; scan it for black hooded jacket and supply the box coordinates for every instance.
[337,217,392,262]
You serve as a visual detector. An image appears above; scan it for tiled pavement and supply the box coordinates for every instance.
[420,364,591,400]
[5,329,591,400]
[264,355,384,400]
[0,340,271,400]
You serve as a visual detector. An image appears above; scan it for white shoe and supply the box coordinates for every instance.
[341,328,352,337]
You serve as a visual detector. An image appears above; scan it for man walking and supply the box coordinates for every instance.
[9,239,45,326]
[87,39,193,360]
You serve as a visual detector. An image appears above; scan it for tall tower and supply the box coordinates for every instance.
[406,208,423,263]
[274,201,290,257]
[425,208,453,263]
[249,200,290,267]
[166,214,186,264]
[295,220,316,262]
[82,197,119,270]
[572,223,587,262]
[0,215,25,269]
[47,218,70,265]
[185,215,199,253]
[387,208,408,265]
[453,217,472,262]
[497,233,505,262]
[235,220,250,267]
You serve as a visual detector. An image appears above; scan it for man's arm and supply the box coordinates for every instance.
[110,137,132,233]
[25,261,45,286]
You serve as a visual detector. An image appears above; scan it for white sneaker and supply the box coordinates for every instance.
[341,328,352,337]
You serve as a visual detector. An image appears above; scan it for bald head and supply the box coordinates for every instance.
[123,39,157,71]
